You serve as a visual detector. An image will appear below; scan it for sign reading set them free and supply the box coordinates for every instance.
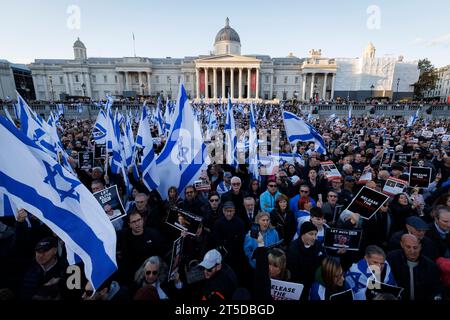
[409,166,432,188]
[78,151,94,170]
[344,186,390,220]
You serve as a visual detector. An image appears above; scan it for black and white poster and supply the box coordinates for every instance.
[166,207,203,236]
[394,153,412,163]
[409,166,432,188]
[320,161,342,181]
[365,279,404,300]
[329,288,354,301]
[324,228,362,251]
[94,144,107,159]
[93,185,126,222]
[382,177,408,196]
[168,236,184,281]
[344,186,390,220]
[78,151,94,170]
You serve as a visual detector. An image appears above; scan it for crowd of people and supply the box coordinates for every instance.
[0,103,449,302]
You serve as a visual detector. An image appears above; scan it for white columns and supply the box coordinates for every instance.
[330,73,335,101]
[247,68,251,99]
[230,68,235,99]
[84,73,92,98]
[323,73,328,100]
[196,68,200,99]
[310,73,315,100]
[302,74,307,101]
[146,72,151,95]
[256,68,260,99]
[204,67,209,99]
[213,67,217,99]
[238,67,243,99]
[64,73,70,95]
[221,68,225,98]
[124,72,129,91]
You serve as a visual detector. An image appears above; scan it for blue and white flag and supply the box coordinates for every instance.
[156,84,207,199]
[164,100,172,135]
[407,108,420,128]
[282,111,327,154]
[348,105,352,127]
[3,106,15,125]
[156,96,165,136]
[136,105,159,191]
[92,109,107,144]
[0,115,117,290]
[225,96,238,167]
[248,103,259,179]
[56,104,64,117]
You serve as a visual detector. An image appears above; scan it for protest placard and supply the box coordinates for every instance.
[409,166,432,188]
[93,185,126,222]
[394,153,412,163]
[78,151,94,170]
[345,186,389,220]
[94,144,106,159]
[168,236,184,281]
[324,228,362,251]
[383,177,408,196]
[320,161,342,181]
[329,288,354,301]
[166,207,203,236]
[365,279,404,300]
[270,279,304,300]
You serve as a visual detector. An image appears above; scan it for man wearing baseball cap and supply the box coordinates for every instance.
[199,249,238,301]
[388,216,438,261]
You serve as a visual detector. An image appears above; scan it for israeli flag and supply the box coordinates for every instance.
[248,103,259,179]
[282,111,326,154]
[225,96,238,167]
[164,100,172,135]
[407,108,420,128]
[92,109,107,144]
[156,84,207,199]
[56,103,64,117]
[136,105,159,191]
[0,116,117,290]
[3,106,15,125]
[348,105,352,127]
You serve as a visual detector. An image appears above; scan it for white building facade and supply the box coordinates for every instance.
[29,19,420,103]
[424,65,450,102]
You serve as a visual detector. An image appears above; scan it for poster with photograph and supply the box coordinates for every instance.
[93,185,126,222]
[433,127,446,135]
[365,279,404,300]
[344,186,390,220]
[168,236,184,281]
[382,177,408,196]
[409,166,432,188]
[270,279,304,300]
[421,130,433,138]
[394,153,412,163]
[166,207,203,236]
[94,144,106,159]
[194,179,211,192]
[324,228,362,251]
[78,151,94,170]
[442,135,450,142]
[357,166,372,185]
[320,161,342,181]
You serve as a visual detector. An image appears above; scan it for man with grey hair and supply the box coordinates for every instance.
[221,176,248,222]
[387,234,441,300]
[242,197,256,232]
[426,205,450,258]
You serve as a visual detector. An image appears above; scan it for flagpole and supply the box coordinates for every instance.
[132,32,136,57]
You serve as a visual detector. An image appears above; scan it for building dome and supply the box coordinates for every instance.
[214,18,240,44]
[73,37,86,49]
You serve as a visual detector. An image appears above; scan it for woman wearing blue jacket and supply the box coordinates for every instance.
[244,212,280,268]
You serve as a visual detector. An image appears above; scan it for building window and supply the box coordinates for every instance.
[273,76,277,84]
[167,76,171,83]
[75,75,79,82]
[264,92,269,100]
[265,75,269,83]
[186,75,190,83]
[295,77,299,84]
[155,76,159,83]
[115,75,118,83]
[284,76,288,84]
[92,75,96,83]
[59,76,64,85]
[134,75,139,84]
[272,91,277,99]
[178,76,181,84]
[104,75,107,83]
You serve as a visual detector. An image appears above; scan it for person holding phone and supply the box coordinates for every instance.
[244,212,280,268]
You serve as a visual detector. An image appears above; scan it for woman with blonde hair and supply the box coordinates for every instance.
[309,256,350,300]
[244,211,280,268]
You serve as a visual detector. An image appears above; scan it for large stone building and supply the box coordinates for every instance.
[0,60,35,101]
[27,18,419,102]
[424,65,450,102]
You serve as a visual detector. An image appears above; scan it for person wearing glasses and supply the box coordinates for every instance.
[177,185,204,216]
[221,177,248,223]
[289,184,317,213]
[198,249,238,301]
[321,191,339,224]
[260,179,282,214]
[309,256,351,300]
[201,191,222,234]
[132,256,183,301]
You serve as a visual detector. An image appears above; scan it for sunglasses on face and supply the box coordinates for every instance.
[268,184,277,188]
[231,183,241,186]
[300,190,309,193]
[145,270,159,276]
[328,195,337,198]
[83,290,94,296]
[205,265,217,272]
[209,198,220,202]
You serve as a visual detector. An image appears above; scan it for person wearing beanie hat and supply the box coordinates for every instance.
[286,221,326,300]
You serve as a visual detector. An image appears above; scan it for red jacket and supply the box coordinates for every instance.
[436,257,450,285]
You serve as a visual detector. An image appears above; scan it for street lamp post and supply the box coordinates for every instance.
[168,76,172,100]
[81,83,86,98]
[141,83,145,96]
[48,76,54,102]
[370,84,375,100]
[396,78,400,101]
[313,84,318,102]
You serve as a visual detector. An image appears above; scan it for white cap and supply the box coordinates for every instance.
[199,249,222,269]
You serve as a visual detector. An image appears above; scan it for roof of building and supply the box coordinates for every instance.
[215,18,240,43]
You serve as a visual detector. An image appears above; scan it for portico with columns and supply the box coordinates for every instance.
[194,55,261,102]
